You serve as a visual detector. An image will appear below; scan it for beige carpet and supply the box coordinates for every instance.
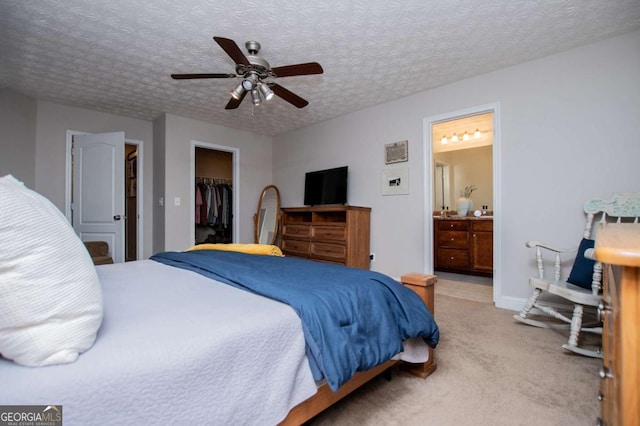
[310,283,602,426]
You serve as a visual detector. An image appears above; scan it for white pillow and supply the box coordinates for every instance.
[0,175,103,366]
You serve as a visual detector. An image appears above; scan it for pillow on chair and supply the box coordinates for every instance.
[0,175,103,366]
[567,238,596,290]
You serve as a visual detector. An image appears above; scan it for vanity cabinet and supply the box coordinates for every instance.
[470,220,493,273]
[434,218,493,277]
[281,206,371,269]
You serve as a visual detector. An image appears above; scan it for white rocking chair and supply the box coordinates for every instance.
[514,193,640,358]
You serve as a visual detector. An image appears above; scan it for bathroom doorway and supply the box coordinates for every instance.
[423,104,501,300]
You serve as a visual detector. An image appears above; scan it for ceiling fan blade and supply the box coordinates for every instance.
[225,91,247,110]
[269,83,309,108]
[171,73,236,79]
[271,62,323,78]
[213,36,250,66]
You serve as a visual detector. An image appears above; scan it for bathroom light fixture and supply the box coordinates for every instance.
[440,129,484,145]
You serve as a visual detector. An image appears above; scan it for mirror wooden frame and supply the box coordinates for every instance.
[254,185,281,245]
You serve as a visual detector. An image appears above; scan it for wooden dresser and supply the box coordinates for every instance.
[281,206,371,269]
[594,223,640,426]
[433,217,493,277]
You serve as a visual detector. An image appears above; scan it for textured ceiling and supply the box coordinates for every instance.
[1,0,639,136]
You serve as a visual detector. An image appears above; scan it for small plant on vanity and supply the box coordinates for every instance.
[463,184,477,198]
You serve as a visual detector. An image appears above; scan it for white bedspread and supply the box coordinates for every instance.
[0,260,317,425]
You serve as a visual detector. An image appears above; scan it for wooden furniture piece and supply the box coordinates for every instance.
[84,241,114,265]
[514,193,640,358]
[253,185,281,245]
[399,273,438,378]
[280,273,437,425]
[281,205,371,269]
[433,217,493,277]
[595,223,640,426]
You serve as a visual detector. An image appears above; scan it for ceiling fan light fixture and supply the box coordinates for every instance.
[242,79,254,91]
[259,83,274,101]
[230,82,245,100]
[242,73,259,92]
[251,89,262,106]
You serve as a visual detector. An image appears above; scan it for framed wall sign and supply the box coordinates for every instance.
[384,140,408,164]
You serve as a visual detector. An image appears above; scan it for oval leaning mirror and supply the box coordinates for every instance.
[254,185,281,245]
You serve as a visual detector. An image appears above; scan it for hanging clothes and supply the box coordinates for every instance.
[195,178,232,232]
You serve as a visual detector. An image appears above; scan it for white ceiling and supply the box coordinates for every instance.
[1,0,639,136]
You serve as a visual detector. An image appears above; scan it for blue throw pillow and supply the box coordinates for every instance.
[567,238,596,290]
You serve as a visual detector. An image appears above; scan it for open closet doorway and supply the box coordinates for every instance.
[190,141,239,247]
[124,144,138,261]
[423,103,501,302]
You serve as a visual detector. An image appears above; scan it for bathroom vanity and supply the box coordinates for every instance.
[433,216,493,277]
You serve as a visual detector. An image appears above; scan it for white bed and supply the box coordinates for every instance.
[0,175,437,426]
[0,260,317,425]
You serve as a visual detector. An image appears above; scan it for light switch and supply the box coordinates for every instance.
[174,197,181,206]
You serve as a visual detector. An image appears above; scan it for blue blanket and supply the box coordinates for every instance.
[151,250,439,391]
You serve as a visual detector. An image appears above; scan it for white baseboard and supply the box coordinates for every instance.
[495,296,526,312]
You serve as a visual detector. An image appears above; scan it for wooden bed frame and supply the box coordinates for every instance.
[280,273,437,425]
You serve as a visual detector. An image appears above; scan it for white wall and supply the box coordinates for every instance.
[273,30,640,310]
[0,89,37,187]
[158,113,272,251]
[34,101,155,258]
[153,115,166,254]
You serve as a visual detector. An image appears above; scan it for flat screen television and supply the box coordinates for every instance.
[303,166,348,206]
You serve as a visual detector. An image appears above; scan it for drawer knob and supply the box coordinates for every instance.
[450,256,454,260]
[598,366,612,379]
[450,224,454,228]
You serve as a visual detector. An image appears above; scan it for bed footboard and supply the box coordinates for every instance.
[400,273,437,378]
[279,273,437,425]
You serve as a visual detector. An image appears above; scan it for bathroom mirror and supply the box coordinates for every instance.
[432,112,494,214]
[254,185,281,245]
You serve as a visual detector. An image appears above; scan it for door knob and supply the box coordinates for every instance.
[114,215,121,221]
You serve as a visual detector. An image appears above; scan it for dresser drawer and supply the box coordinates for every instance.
[312,225,346,241]
[282,239,310,256]
[437,220,469,231]
[437,230,469,249]
[283,224,311,238]
[436,248,469,269]
[471,220,493,232]
[311,242,346,260]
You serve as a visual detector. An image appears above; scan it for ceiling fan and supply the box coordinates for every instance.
[171,37,323,110]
